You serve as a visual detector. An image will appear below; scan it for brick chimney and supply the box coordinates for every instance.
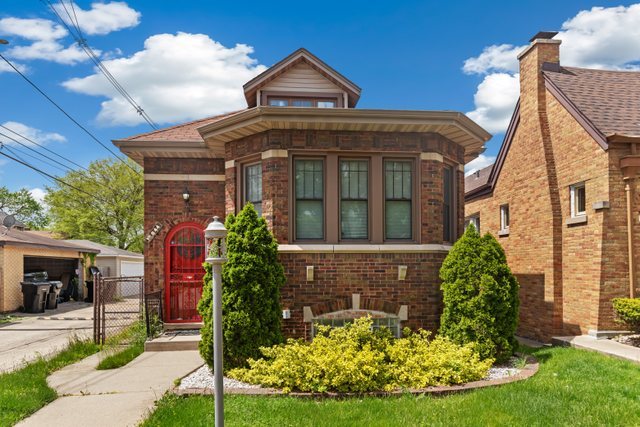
[517,31,561,111]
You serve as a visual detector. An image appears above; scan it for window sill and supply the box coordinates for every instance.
[566,215,587,226]
[498,229,509,237]
[278,244,453,254]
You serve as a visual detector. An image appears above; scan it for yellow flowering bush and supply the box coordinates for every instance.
[228,317,492,393]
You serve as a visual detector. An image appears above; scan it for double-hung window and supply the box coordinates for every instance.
[570,183,586,217]
[443,165,455,242]
[500,204,510,232]
[385,160,412,239]
[340,160,369,239]
[243,163,262,216]
[294,159,324,239]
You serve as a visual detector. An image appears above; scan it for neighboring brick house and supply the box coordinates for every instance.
[114,48,490,338]
[465,32,640,342]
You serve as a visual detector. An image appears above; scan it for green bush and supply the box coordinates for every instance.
[228,317,492,393]
[439,225,519,363]
[612,298,640,333]
[198,203,286,369]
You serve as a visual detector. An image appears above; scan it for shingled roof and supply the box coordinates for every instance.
[117,110,244,143]
[544,65,640,139]
[465,164,493,194]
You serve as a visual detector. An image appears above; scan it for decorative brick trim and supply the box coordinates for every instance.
[225,160,235,169]
[420,152,444,162]
[278,244,452,253]
[262,149,288,159]
[144,174,225,181]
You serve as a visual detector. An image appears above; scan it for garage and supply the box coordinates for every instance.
[66,240,143,278]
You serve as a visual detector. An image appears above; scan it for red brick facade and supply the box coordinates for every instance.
[466,39,640,342]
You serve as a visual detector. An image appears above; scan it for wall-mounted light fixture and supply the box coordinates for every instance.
[182,187,190,202]
[398,265,408,281]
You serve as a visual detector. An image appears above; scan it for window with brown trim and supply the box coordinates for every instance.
[243,163,262,216]
[443,165,455,242]
[340,159,369,240]
[268,96,337,108]
[384,160,412,240]
[294,159,324,240]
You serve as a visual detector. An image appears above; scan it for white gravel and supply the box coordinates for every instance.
[484,357,523,381]
[178,365,262,390]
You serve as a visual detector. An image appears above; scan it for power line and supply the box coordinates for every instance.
[0,130,76,173]
[43,0,159,130]
[0,124,88,171]
[1,144,61,187]
[0,135,70,173]
[0,149,97,198]
[0,53,141,176]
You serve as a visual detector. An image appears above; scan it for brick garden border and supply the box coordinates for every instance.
[174,354,539,398]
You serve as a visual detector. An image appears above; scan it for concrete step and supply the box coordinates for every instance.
[145,331,201,352]
[163,322,203,331]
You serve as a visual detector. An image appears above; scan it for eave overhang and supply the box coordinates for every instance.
[111,139,218,166]
[198,107,491,162]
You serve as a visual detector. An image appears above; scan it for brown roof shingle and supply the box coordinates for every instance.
[118,110,245,143]
[465,164,493,193]
[544,66,640,138]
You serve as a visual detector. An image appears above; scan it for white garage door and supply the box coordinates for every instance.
[120,260,143,277]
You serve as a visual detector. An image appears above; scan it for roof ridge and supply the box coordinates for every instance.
[558,65,640,74]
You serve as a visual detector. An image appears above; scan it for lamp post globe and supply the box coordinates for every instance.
[204,215,226,427]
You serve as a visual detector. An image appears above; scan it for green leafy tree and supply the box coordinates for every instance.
[45,158,143,252]
[198,203,285,369]
[0,186,49,229]
[439,225,520,362]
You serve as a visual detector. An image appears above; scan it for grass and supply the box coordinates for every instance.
[0,315,20,325]
[96,320,146,370]
[141,346,640,427]
[0,338,99,427]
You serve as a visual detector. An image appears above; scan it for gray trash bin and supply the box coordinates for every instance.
[21,282,50,313]
[46,281,63,310]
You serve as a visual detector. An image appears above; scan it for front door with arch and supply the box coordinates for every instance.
[165,222,205,322]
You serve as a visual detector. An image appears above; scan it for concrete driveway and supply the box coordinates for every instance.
[0,302,93,373]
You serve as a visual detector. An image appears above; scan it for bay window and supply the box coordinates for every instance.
[294,159,324,240]
[385,160,412,239]
[443,165,455,242]
[340,160,369,239]
[243,163,262,216]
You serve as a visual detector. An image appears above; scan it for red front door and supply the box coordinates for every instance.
[165,223,205,323]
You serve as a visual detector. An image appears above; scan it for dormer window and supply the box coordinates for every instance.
[267,97,338,108]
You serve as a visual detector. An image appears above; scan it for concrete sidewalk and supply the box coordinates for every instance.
[0,303,93,373]
[17,350,203,427]
[553,335,640,364]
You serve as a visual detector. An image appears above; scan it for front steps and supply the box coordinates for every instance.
[145,324,202,351]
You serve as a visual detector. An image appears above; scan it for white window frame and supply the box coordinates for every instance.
[465,215,480,232]
[570,182,586,218]
[500,204,510,232]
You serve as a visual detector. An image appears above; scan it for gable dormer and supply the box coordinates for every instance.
[243,48,361,108]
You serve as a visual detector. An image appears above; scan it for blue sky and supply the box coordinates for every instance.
[1,0,639,202]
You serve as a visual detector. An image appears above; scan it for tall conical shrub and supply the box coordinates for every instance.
[439,225,519,362]
[198,203,285,369]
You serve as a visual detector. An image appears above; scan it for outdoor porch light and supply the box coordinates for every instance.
[182,187,190,202]
[204,216,227,427]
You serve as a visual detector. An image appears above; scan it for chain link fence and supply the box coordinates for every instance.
[93,274,144,344]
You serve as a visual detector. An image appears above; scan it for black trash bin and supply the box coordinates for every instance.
[21,282,50,313]
[46,281,63,309]
[84,266,101,303]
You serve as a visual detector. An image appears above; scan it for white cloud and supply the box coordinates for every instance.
[0,121,66,147]
[63,32,268,126]
[0,17,89,65]
[0,2,139,65]
[0,59,28,74]
[463,44,526,75]
[465,154,496,177]
[29,188,47,205]
[52,2,141,36]
[466,73,519,134]
[465,4,640,133]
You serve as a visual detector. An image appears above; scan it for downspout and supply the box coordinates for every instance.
[625,180,636,298]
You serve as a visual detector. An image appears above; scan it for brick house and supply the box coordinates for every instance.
[465,32,640,342]
[114,48,490,338]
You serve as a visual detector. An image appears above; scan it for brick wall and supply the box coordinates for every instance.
[278,251,447,338]
[466,40,634,341]
[143,158,225,293]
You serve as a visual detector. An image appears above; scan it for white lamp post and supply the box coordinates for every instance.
[204,216,227,427]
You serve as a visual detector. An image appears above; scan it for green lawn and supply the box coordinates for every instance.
[96,321,146,370]
[0,339,99,427]
[142,346,640,427]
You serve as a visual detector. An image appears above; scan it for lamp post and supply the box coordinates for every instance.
[204,216,227,427]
